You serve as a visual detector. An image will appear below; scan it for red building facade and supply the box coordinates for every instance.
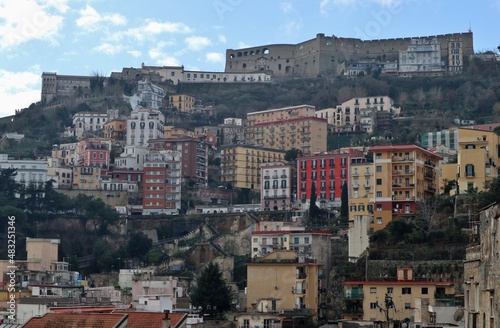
[297,149,366,208]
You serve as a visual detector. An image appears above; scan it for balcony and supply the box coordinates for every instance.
[296,272,307,279]
[393,170,414,175]
[392,156,413,162]
[343,290,364,299]
[424,172,435,180]
[292,287,305,294]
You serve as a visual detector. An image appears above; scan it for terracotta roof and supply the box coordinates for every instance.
[23,313,128,328]
[115,311,187,328]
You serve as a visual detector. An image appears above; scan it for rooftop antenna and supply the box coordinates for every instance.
[468,22,471,33]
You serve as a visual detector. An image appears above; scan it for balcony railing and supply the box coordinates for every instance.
[343,290,364,299]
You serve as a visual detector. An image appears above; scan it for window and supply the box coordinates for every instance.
[376,191,382,197]
[370,302,377,309]
[304,237,310,244]
[376,179,382,185]
[402,287,412,294]
[242,319,250,328]
[465,164,475,177]
[376,204,382,211]
[376,165,382,172]
[376,153,382,159]
[421,287,428,294]
[387,287,393,294]
[405,303,411,309]
[370,287,376,294]
[263,319,272,328]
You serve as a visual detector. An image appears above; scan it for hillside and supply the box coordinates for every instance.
[1,57,500,158]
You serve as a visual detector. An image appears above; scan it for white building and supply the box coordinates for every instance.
[260,162,292,211]
[399,38,444,75]
[315,96,399,133]
[72,109,119,140]
[0,154,48,189]
[136,80,165,110]
[114,146,149,171]
[126,107,165,147]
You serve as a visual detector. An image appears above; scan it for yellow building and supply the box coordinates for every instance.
[348,161,374,261]
[455,128,500,193]
[343,268,456,322]
[169,94,195,112]
[72,166,103,190]
[246,250,320,321]
[103,119,126,141]
[253,116,327,154]
[163,126,195,138]
[220,145,285,190]
[247,104,316,126]
[369,145,441,229]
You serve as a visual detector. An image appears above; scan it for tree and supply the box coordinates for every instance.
[127,232,153,260]
[190,262,232,317]
[284,148,302,162]
[0,168,19,200]
[89,71,106,95]
[308,181,320,219]
[340,181,349,219]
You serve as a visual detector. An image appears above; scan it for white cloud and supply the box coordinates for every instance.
[282,2,293,13]
[76,5,126,32]
[281,19,303,36]
[0,0,65,50]
[93,43,122,55]
[148,42,181,66]
[238,42,250,49]
[218,35,227,44]
[185,36,212,51]
[320,0,406,14]
[125,20,192,42]
[0,69,41,118]
[127,50,142,58]
[206,52,224,63]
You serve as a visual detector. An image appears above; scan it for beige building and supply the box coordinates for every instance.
[448,37,464,73]
[246,104,315,140]
[315,96,399,134]
[220,145,285,190]
[72,166,103,190]
[348,161,374,261]
[255,117,327,154]
[343,268,456,323]
[246,250,320,321]
[169,94,195,112]
[464,203,500,328]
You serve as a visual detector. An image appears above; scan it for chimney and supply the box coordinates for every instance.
[162,310,171,328]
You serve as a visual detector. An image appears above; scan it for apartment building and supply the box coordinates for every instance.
[464,203,500,328]
[315,96,399,133]
[448,37,464,73]
[368,145,441,228]
[76,138,111,168]
[169,94,195,112]
[348,161,374,261]
[0,154,48,189]
[72,166,103,190]
[246,250,320,321]
[148,137,209,186]
[399,38,445,76]
[220,145,286,190]
[103,118,127,141]
[437,127,500,194]
[142,150,182,215]
[343,268,455,323]
[137,80,165,110]
[254,116,328,154]
[126,107,165,147]
[260,162,293,211]
[297,149,366,209]
[72,112,108,139]
[220,117,246,146]
[246,105,316,141]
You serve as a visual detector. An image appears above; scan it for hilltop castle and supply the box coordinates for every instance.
[224,32,474,77]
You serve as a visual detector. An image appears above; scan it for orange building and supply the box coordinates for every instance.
[368,145,441,230]
[103,119,126,141]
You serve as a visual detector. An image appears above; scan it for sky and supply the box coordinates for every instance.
[0,0,499,118]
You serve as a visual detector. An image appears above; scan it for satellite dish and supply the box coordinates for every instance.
[453,309,464,322]
[402,323,408,328]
